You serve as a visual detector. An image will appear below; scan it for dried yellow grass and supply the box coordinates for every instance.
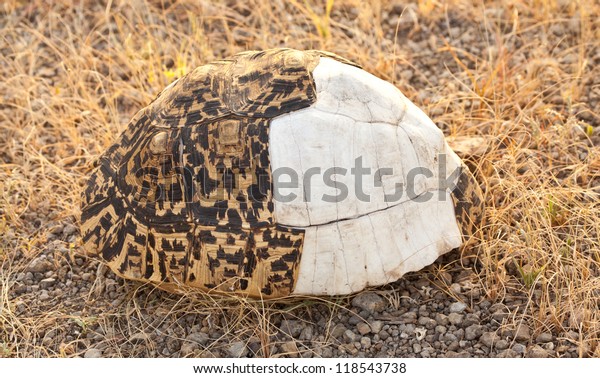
[1,0,599,357]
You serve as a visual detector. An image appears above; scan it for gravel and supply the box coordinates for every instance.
[84,349,103,358]
[228,342,248,358]
[351,292,387,313]
[3,0,597,359]
[448,302,467,313]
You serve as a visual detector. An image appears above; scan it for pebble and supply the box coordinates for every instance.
[497,349,518,358]
[344,330,357,343]
[527,345,548,358]
[512,343,526,354]
[228,342,248,358]
[63,224,78,235]
[378,330,390,341]
[369,320,383,334]
[536,332,553,343]
[465,324,483,340]
[180,342,197,356]
[281,341,299,357]
[401,311,418,324]
[299,326,313,341]
[479,332,498,347]
[448,313,464,326]
[449,283,461,294]
[514,325,531,342]
[449,301,467,313]
[357,322,371,335]
[445,350,468,357]
[413,343,422,353]
[39,290,50,301]
[495,340,509,350]
[281,320,304,338]
[435,313,449,326]
[360,337,371,349]
[40,278,56,289]
[27,257,53,273]
[84,348,103,358]
[417,316,436,329]
[351,292,387,313]
[330,324,346,338]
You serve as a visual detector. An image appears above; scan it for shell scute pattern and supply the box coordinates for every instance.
[81,49,345,298]
[81,48,484,298]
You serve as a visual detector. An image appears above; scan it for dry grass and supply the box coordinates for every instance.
[1,0,599,357]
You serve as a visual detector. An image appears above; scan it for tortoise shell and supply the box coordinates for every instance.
[80,48,483,298]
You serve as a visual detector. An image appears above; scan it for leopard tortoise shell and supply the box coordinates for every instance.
[80,48,483,298]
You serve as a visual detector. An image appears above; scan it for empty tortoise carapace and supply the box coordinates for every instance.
[80,48,484,298]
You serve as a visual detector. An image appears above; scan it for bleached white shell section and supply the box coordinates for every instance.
[269,57,464,295]
[292,193,462,295]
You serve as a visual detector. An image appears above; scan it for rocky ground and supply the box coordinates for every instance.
[1,0,599,357]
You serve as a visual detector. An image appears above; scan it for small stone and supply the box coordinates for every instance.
[401,311,418,324]
[357,322,371,335]
[444,332,458,342]
[479,332,498,348]
[180,342,197,356]
[281,320,304,338]
[39,290,50,301]
[370,320,383,334]
[413,343,422,353]
[448,313,464,326]
[40,278,56,289]
[281,341,299,357]
[344,330,357,343]
[527,345,548,358]
[27,257,53,273]
[228,342,248,358]
[435,325,447,334]
[299,326,313,341]
[435,313,449,326]
[449,302,467,313]
[63,224,78,235]
[84,348,102,358]
[514,325,531,342]
[330,324,346,338]
[491,310,507,322]
[465,325,483,340]
[360,337,371,349]
[348,315,362,325]
[445,350,470,358]
[378,330,390,341]
[536,332,553,343]
[512,343,526,354]
[417,316,436,329]
[463,314,480,327]
[321,347,333,358]
[496,340,509,350]
[497,349,518,358]
[449,283,461,294]
[351,292,387,313]
[543,342,555,351]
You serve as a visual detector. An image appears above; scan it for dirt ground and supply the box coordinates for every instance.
[1,0,599,357]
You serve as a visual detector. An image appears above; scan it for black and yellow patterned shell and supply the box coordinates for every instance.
[80,48,483,298]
